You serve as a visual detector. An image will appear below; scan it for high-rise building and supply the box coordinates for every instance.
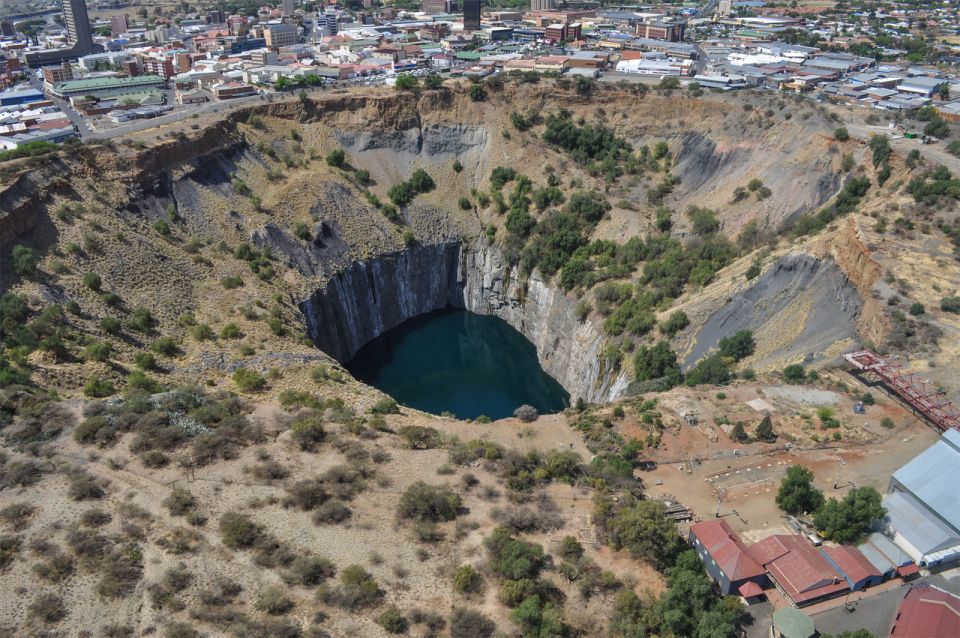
[282,0,295,16]
[324,7,338,36]
[717,0,732,17]
[530,0,555,11]
[0,19,15,36]
[207,10,226,24]
[422,0,445,13]
[109,14,128,37]
[63,0,95,52]
[265,23,299,47]
[463,0,481,30]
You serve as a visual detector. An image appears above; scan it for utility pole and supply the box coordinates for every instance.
[715,488,724,518]
[833,458,845,490]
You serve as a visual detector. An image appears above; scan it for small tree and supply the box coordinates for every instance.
[453,564,481,593]
[783,364,805,383]
[776,465,824,515]
[469,84,486,102]
[394,74,418,91]
[325,148,346,168]
[718,330,755,361]
[514,405,538,422]
[397,482,461,522]
[12,245,37,278]
[834,127,850,142]
[754,415,775,442]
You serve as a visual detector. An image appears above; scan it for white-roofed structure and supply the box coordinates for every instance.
[882,429,960,567]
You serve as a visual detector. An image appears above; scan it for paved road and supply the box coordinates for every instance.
[810,567,960,637]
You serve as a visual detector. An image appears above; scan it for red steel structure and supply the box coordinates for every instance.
[843,350,960,433]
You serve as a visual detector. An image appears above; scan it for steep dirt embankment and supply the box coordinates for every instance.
[0,158,72,247]
[812,217,888,346]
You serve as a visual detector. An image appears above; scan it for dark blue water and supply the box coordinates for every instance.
[346,308,569,420]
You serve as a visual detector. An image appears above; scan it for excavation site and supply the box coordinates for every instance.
[1,81,959,637]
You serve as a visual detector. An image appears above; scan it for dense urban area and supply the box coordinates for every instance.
[0,0,959,637]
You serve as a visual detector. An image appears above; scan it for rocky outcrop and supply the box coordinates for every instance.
[299,240,628,404]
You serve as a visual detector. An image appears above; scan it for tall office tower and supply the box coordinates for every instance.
[282,0,295,16]
[463,0,481,30]
[718,0,732,17]
[324,7,338,35]
[109,14,128,37]
[530,0,555,11]
[63,0,95,53]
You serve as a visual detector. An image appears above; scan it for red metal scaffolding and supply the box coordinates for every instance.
[843,350,960,433]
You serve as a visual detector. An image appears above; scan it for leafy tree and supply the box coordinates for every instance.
[776,465,824,514]
[607,500,686,571]
[685,354,730,386]
[423,73,443,89]
[454,564,482,593]
[814,487,885,543]
[469,84,486,101]
[394,74,418,91]
[659,310,689,337]
[730,423,748,443]
[485,526,545,580]
[633,342,683,388]
[718,330,755,361]
[658,76,680,89]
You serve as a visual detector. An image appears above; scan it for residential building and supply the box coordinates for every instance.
[884,429,960,567]
[265,23,299,47]
[748,535,849,607]
[544,23,581,43]
[889,584,960,638]
[43,65,74,85]
[110,14,129,37]
[0,20,15,37]
[142,57,175,78]
[689,520,767,597]
[282,0,295,16]
[636,20,685,42]
[463,0,482,31]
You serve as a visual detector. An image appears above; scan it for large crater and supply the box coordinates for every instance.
[299,239,629,405]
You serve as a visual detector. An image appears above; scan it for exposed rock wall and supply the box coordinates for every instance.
[299,240,628,404]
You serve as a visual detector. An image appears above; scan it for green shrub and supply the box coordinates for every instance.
[450,609,495,638]
[100,316,122,335]
[219,323,241,339]
[326,149,346,168]
[783,364,805,383]
[221,276,243,289]
[255,586,294,615]
[129,308,154,333]
[684,354,729,386]
[833,127,849,142]
[84,342,113,363]
[219,512,263,549]
[233,368,266,393]
[151,337,180,357]
[454,564,482,593]
[718,329,755,361]
[941,296,960,313]
[398,482,462,522]
[12,245,37,278]
[377,607,409,634]
[370,397,399,414]
[83,272,102,291]
[191,323,214,341]
[83,376,116,398]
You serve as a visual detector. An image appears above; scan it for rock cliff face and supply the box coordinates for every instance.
[299,240,628,404]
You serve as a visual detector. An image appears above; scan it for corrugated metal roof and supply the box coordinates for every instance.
[884,492,960,555]
[891,430,960,532]
[857,542,896,575]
